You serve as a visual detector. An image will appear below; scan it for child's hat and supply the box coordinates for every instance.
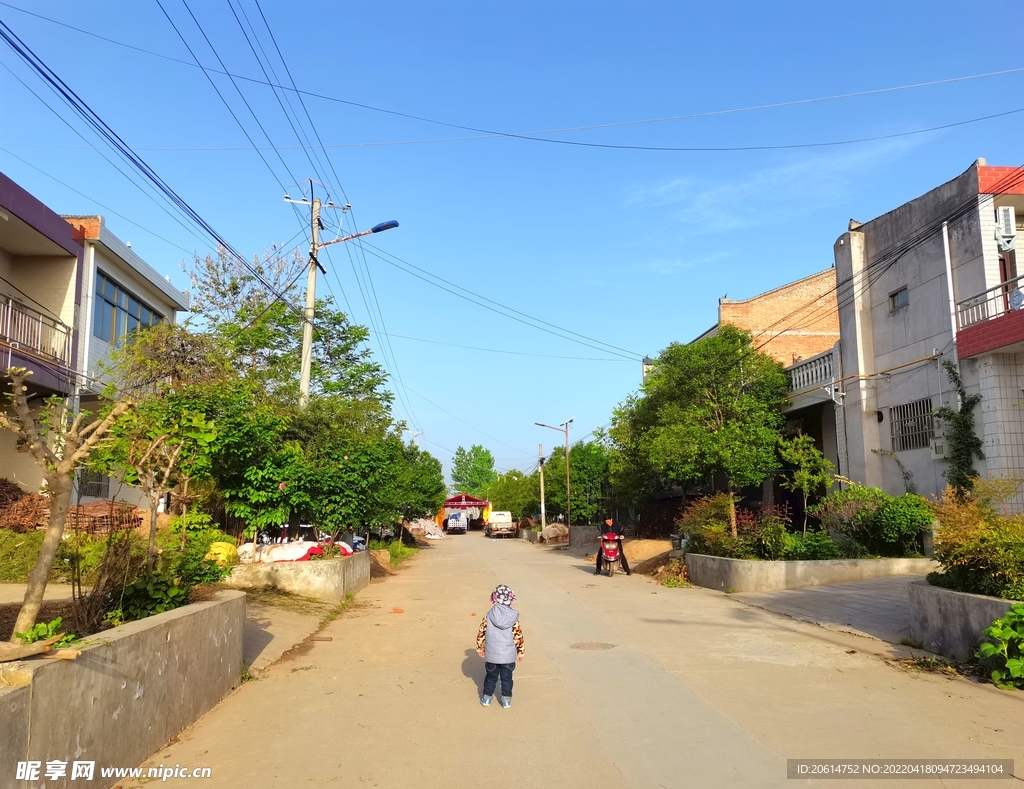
[490,585,516,606]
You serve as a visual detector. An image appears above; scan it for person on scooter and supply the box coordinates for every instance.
[595,516,631,576]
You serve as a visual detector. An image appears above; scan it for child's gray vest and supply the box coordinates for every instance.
[483,604,519,664]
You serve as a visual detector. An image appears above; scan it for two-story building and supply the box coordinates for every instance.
[0,171,188,501]
[832,158,1024,507]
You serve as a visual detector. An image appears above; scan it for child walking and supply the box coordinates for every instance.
[476,584,524,708]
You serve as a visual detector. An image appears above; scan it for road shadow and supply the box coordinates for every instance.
[461,649,485,692]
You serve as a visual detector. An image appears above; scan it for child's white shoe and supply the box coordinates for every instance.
[500,696,512,708]
[480,696,492,706]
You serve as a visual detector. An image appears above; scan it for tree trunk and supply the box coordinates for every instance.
[11,476,72,641]
[802,492,809,534]
[146,492,161,572]
[727,484,737,538]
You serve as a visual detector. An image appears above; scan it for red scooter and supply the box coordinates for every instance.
[599,531,622,577]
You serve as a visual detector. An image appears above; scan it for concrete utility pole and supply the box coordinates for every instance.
[538,444,546,529]
[286,181,398,408]
[298,194,321,407]
[411,430,424,447]
[536,418,573,526]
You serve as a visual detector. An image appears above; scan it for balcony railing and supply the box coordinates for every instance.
[787,348,834,393]
[956,274,1024,330]
[0,296,72,366]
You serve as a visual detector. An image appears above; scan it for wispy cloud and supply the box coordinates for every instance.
[623,138,921,235]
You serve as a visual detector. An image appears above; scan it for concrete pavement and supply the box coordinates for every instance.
[735,576,922,644]
[124,535,1023,788]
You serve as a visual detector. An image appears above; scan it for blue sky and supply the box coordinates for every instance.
[0,1,1019,476]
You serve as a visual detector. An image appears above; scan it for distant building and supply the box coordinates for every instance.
[691,269,839,367]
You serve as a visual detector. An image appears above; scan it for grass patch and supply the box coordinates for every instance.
[899,637,924,649]
[368,539,419,567]
[661,576,693,588]
[0,530,44,582]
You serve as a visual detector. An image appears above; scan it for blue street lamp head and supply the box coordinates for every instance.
[370,220,399,233]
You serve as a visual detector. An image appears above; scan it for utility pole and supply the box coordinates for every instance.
[286,182,398,407]
[538,444,546,529]
[536,418,573,526]
[411,430,424,447]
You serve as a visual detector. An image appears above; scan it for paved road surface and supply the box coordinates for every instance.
[126,535,1024,788]
[735,576,921,644]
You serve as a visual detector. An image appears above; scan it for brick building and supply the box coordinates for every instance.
[692,269,839,366]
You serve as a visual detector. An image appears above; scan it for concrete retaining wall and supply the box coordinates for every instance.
[223,552,370,601]
[569,525,602,549]
[0,590,244,789]
[518,529,539,543]
[909,580,1021,661]
[684,554,937,593]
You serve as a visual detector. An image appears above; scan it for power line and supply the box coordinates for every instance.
[377,331,634,361]
[404,384,530,455]
[4,3,1024,150]
[0,16,307,323]
[359,241,644,360]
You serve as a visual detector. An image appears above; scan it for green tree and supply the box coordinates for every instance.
[0,369,130,639]
[778,433,835,533]
[610,325,788,535]
[393,444,447,521]
[486,470,541,519]
[451,445,497,496]
[543,443,610,524]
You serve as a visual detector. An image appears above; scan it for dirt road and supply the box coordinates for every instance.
[126,535,1023,788]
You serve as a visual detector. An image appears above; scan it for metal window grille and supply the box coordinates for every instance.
[77,469,110,499]
[890,398,933,452]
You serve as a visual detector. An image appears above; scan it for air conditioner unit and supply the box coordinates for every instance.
[996,205,1017,251]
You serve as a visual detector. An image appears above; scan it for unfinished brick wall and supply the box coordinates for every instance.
[718,269,839,366]
[64,215,103,242]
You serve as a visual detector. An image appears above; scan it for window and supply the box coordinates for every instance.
[92,272,163,344]
[890,397,933,452]
[77,468,109,498]
[889,287,909,312]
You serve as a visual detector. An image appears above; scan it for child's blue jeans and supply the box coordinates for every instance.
[482,661,515,697]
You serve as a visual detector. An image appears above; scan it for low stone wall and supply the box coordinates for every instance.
[569,525,602,549]
[223,552,370,601]
[518,529,539,543]
[0,590,244,789]
[909,580,1020,661]
[684,554,937,593]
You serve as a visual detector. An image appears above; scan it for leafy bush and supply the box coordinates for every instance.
[929,482,1024,600]
[14,616,79,648]
[681,495,845,561]
[368,538,419,566]
[976,604,1024,690]
[784,531,841,560]
[112,572,188,622]
[811,485,930,556]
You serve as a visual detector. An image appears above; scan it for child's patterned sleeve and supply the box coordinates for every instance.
[512,621,525,656]
[476,617,488,651]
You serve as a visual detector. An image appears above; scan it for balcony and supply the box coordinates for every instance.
[0,296,73,367]
[784,348,837,412]
[955,275,1024,358]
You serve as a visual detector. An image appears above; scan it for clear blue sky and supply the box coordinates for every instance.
[0,1,1019,477]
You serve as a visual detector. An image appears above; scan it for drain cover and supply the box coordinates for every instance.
[570,642,617,650]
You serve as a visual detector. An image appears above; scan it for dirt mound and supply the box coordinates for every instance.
[0,478,27,510]
[370,549,398,577]
[0,494,48,533]
[586,538,672,564]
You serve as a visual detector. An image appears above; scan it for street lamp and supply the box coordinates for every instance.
[288,180,399,406]
[535,418,573,528]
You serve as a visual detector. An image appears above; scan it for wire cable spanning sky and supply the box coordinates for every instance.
[0,0,1020,475]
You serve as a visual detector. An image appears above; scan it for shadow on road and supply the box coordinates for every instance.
[461,649,485,690]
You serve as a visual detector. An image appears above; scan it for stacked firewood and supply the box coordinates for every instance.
[0,493,49,533]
